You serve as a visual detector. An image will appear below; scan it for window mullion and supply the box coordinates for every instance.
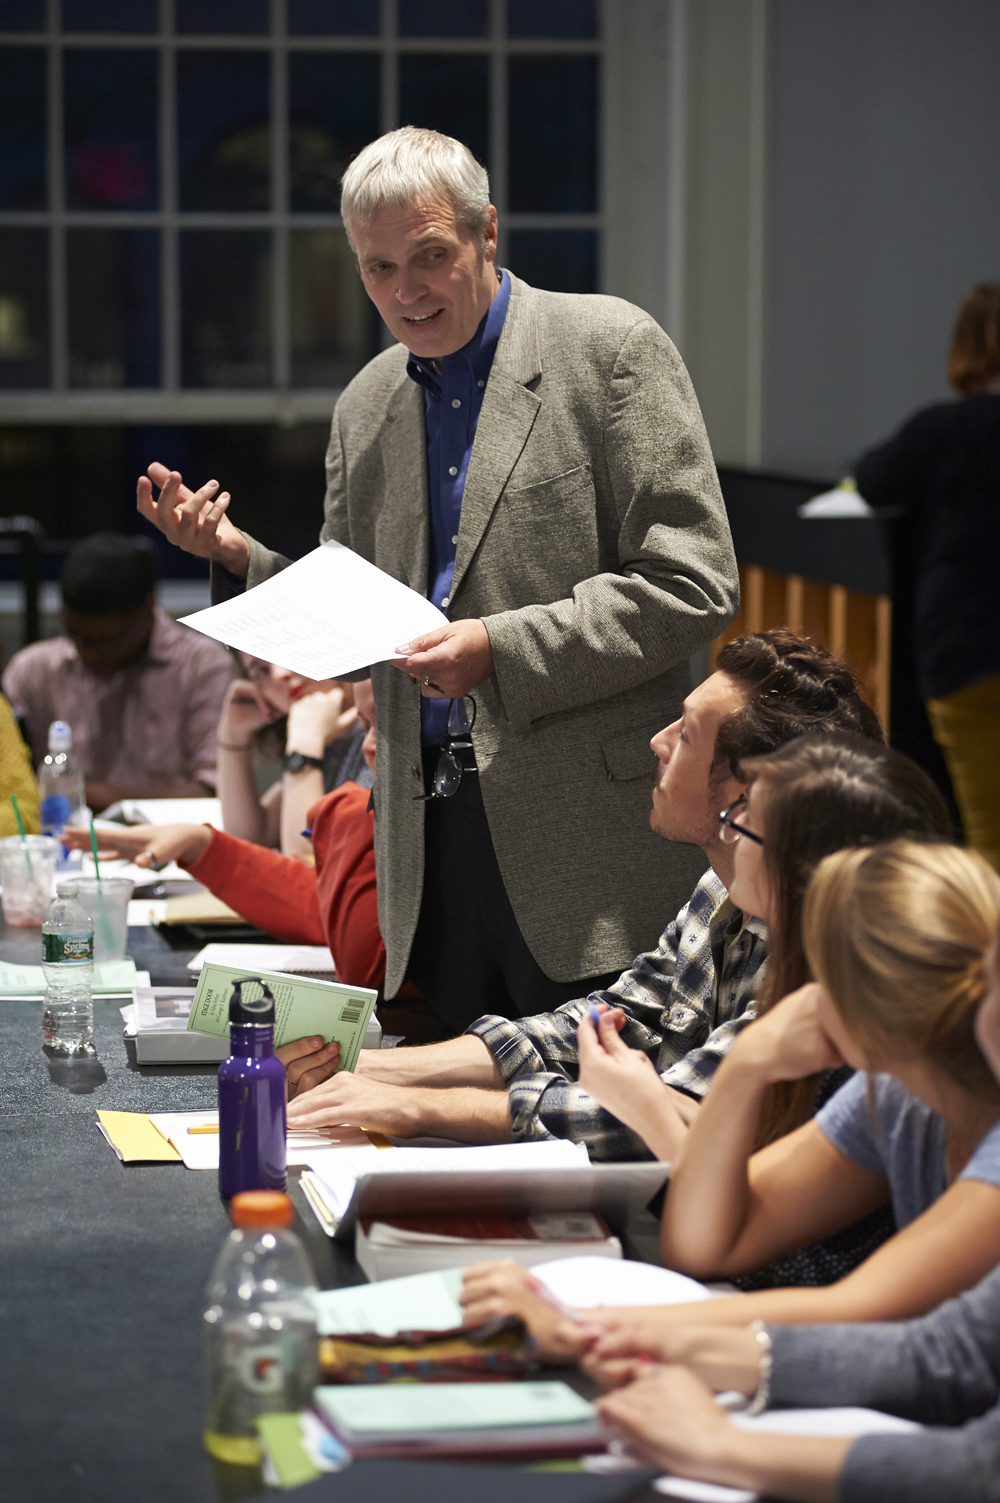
[159,0,180,390]
[489,0,507,267]
[46,0,67,391]
[380,0,398,134]
[271,0,289,390]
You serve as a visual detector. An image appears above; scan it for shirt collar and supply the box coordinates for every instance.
[406,268,511,398]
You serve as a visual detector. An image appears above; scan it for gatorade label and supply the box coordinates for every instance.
[43,932,93,963]
[238,1345,284,1394]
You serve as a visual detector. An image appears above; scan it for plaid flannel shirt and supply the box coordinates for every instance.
[466,868,768,1160]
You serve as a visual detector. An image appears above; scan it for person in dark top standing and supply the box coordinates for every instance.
[856,283,1000,869]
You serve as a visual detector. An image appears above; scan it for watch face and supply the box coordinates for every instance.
[284,752,322,774]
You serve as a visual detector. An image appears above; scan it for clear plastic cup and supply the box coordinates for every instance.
[0,836,59,927]
[57,876,134,961]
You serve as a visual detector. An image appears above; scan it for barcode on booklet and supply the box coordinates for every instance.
[340,1000,364,1023]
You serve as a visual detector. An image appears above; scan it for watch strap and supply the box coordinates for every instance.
[282,751,325,774]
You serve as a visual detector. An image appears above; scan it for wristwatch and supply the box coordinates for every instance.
[282,751,324,774]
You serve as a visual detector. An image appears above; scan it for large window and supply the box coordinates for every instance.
[0,0,602,422]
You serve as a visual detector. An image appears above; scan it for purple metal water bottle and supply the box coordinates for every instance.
[218,978,287,1199]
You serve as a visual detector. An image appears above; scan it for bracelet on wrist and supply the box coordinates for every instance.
[744,1320,773,1416]
[216,740,252,752]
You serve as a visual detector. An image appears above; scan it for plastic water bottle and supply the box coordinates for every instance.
[203,1190,320,1466]
[39,721,86,873]
[218,978,287,1199]
[41,887,95,1053]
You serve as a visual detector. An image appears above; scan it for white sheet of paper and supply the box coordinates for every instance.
[533,1256,713,1309]
[148,1111,380,1171]
[179,540,448,679]
[306,1139,591,1224]
[186,943,336,974]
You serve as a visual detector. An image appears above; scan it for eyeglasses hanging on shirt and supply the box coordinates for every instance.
[417,697,478,801]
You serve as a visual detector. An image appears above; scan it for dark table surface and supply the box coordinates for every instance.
[1,920,660,1503]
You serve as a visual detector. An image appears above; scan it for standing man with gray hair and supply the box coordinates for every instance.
[138,127,739,1032]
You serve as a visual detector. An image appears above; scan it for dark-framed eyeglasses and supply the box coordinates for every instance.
[417,697,477,801]
[718,795,765,847]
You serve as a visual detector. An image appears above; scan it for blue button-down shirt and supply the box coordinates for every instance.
[406,269,511,743]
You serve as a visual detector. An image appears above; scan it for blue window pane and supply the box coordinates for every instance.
[0,1,43,28]
[399,0,486,37]
[181,231,272,388]
[177,52,270,211]
[68,229,159,388]
[507,0,597,39]
[0,48,45,209]
[0,228,48,387]
[289,0,378,34]
[506,230,596,294]
[289,53,380,212]
[176,0,268,33]
[290,229,379,386]
[62,0,156,30]
[509,56,596,212]
[399,54,488,170]
[64,49,158,210]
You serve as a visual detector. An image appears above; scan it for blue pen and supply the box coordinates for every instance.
[586,1002,603,1027]
[300,829,312,838]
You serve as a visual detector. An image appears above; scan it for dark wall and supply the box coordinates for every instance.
[0,421,331,578]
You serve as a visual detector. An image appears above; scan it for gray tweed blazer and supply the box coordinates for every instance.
[243,274,738,997]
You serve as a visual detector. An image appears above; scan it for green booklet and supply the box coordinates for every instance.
[187,962,377,1072]
[0,958,138,997]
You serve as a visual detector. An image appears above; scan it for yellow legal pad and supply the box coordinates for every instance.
[96,1110,182,1163]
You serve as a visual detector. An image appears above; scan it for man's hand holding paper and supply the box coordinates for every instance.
[179,539,450,681]
[393,618,495,699]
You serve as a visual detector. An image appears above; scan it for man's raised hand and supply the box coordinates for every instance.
[136,461,250,576]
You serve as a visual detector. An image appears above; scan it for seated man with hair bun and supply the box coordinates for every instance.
[2,531,233,814]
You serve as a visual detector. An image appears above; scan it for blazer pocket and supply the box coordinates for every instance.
[489,464,601,604]
[602,729,657,782]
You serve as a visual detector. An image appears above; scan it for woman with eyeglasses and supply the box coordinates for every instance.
[576,735,951,1182]
[215,653,371,858]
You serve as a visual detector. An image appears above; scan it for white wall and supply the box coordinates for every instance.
[605,0,1000,478]
[762,0,1000,476]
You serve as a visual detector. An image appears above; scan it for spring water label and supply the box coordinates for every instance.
[43,931,93,963]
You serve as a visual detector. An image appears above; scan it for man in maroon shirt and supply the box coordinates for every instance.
[3,533,232,813]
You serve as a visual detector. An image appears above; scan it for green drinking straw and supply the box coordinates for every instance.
[9,793,34,877]
[88,816,116,957]
[89,817,102,891]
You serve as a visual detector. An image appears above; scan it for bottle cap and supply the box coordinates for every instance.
[228,977,276,1026]
[230,1191,294,1229]
[48,720,72,752]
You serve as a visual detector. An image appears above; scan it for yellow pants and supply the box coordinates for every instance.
[926,675,1000,872]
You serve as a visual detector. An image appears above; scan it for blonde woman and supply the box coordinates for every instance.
[464,839,1000,1351]
[589,852,1000,1502]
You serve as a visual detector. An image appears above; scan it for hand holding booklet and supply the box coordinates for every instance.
[188,961,376,1068]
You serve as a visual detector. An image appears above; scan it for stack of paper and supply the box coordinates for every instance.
[355,1211,623,1282]
[186,943,336,976]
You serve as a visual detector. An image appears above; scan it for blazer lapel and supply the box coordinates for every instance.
[450,278,542,602]
[377,370,430,595]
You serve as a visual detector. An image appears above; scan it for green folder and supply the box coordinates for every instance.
[316,1382,595,1436]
